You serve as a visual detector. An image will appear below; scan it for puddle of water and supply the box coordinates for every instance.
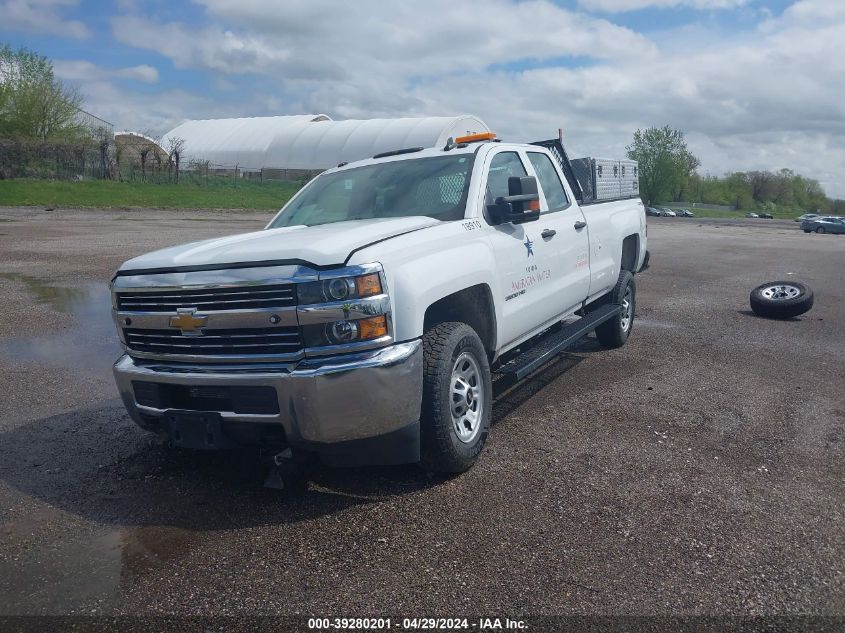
[0,512,198,613]
[0,273,91,311]
[0,273,121,374]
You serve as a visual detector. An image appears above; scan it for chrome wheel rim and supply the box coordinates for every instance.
[450,351,483,444]
[761,284,801,301]
[620,287,633,332]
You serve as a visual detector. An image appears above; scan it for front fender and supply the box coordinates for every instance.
[348,224,500,346]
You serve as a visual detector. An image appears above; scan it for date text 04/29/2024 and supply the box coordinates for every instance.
[307,617,527,630]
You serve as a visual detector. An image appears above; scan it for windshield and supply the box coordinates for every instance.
[269,154,474,228]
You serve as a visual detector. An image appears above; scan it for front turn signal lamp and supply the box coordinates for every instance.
[358,315,388,340]
[355,273,382,298]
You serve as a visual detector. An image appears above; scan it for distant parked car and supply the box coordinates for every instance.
[645,207,661,217]
[801,216,845,234]
[759,213,773,219]
[677,209,695,217]
[660,209,676,217]
[746,213,759,218]
[795,213,819,222]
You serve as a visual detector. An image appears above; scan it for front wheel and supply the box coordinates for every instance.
[595,271,635,349]
[816,227,826,234]
[420,322,492,473]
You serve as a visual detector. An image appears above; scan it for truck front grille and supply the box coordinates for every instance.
[123,326,302,357]
[116,284,296,312]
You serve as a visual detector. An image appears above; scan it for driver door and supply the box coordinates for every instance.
[481,149,565,349]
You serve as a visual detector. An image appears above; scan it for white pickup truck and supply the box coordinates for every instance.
[110,132,648,473]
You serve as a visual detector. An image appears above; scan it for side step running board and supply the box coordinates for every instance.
[494,303,622,381]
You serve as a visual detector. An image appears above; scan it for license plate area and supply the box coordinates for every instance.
[133,381,279,415]
[164,410,236,450]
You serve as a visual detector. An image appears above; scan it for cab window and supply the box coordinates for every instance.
[528,152,570,213]
[486,151,527,201]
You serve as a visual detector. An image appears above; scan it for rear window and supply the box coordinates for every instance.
[528,152,570,212]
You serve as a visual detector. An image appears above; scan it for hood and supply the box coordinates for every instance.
[118,216,441,273]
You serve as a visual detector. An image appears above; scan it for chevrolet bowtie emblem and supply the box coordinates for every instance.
[169,307,208,334]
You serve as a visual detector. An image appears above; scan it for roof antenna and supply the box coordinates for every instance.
[443,136,456,152]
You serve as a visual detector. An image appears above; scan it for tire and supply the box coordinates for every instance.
[595,271,635,349]
[816,227,826,234]
[420,322,492,473]
[803,230,811,233]
[749,281,814,319]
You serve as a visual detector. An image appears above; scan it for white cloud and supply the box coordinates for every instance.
[116,64,159,83]
[578,0,749,11]
[113,0,656,81]
[94,0,845,198]
[0,0,89,38]
[111,16,314,78]
[761,0,845,31]
[772,0,845,24]
[53,60,159,84]
[62,77,229,136]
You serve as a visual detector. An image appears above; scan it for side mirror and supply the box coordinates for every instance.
[487,176,541,224]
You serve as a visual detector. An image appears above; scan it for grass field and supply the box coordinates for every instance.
[0,178,302,210]
[0,178,815,220]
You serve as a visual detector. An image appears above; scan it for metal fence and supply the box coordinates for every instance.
[0,138,114,180]
[0,127,324,186]
[74,109,114,137]
[0,105,117,180]
[116,158,321,185]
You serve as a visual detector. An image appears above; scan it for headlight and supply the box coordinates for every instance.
[297,273,382,305]
[296,266,391,352]
[302,315,389,347]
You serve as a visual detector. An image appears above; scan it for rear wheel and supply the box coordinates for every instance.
[816,227,826,234]
[420,322,492,473]
[595,271,635,349]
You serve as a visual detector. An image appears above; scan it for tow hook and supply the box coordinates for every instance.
[272,448,294,468]
[263,448,313,493]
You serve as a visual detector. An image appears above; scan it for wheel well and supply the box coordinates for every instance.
[423,285,496,357]
[621,234,639,272]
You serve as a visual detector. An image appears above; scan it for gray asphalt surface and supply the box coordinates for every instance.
[0,208,842,619]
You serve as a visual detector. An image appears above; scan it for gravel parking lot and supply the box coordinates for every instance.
[0,208,842,622]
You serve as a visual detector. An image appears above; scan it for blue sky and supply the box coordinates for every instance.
[2,0,843,197]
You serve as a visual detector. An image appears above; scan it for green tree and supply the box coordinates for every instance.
[626,126,700,204]
[0,44,84,140]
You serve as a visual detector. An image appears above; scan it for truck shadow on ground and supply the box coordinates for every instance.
[0,351,591,534]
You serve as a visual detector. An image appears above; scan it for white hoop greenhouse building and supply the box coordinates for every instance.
[161,114,489,178]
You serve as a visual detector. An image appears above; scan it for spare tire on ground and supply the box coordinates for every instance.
[750,281,814,319]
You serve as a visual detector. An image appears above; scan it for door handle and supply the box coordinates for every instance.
[541,229,556,239]
[574,220,587,230]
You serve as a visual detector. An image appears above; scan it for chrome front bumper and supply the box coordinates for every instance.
[113,340,423,449]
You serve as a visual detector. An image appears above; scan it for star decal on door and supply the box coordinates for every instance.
[524,235,534,258]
